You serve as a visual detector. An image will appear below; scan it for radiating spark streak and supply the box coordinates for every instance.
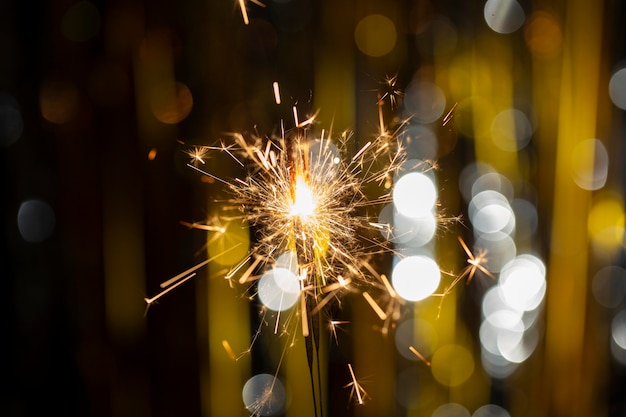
[329,320,349,345]
[345,363,368,405]
[442,101,458,126]
[378,103,387,137]
[156,244,243,289]
[320,277,352,293]
[380,273,396,298]
[236,255,264,284]
[179,220,225,233]
[144,273,196,308]
[186,163,231,185]
[238,0,249,25]
[222,340,237,361]
[310,292,333,316]
[273,81,281,104]
[409,346,431,366]
[159,263,209,289]
[362,291,387,320]
[301,294,309,337]
[352,141,372,161]
[250,0,266,7]
[292,106,299,127]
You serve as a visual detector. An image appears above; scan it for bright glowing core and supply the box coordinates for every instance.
[290,175,317,219]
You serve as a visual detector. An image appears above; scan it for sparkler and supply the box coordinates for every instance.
[144,81,490,415]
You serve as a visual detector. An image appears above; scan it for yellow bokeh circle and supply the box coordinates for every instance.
[431,344,475,387]
[354,14,397,57]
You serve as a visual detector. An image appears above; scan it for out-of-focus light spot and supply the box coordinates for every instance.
[395,318,437,361]
[592,266,626,308]
[404,81,447,124]
[484,0,525,34]
[471,172,514,201]
[274,251,299,274]
[147,148,158,160]
[609,68,626,110]
[482,286,522,325]
[490,108,533,152]
[354,14,397,57]
[393,211,437,247]
[571,138,608,191]
[0,92,23,147]
[481,348,518,379]
[459,162,495,202]
[257,267,300,311]
[511,198,538,239]
[400,125,438,160]
[469,190,515,235]
[242,373,286,416]
[61,1,101,42]
[39,79,80,124]
[474,233,516,272]
[524,11,562,59]
[207,220,250,266]
[473,404,511,417]
[499,324,539,363]
[432,403,471,417]
[393,172,437,217]
[480,316,520,356]
[612,310,626,350]
[588,196,625,250]
[392,255,440,301]
[17,199,56,243]
[498,255,546,312]
[150,81,193,124]
[431,344,474,387]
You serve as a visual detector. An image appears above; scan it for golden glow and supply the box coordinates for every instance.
[290,175,318,220]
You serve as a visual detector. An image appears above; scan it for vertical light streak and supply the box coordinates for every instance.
[543,1,605,416]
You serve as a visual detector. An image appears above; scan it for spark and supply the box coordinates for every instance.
[377,73,403,109]
[273,81,281,104]
[180,220,225,233]
[436,236,495,316]
[442,101,458,126]
[222,340,237,361]
[409,345,431,366]
[187,146,208,165]
[329,320,349,345]
[345,363,369,405]
[362,291,387,321]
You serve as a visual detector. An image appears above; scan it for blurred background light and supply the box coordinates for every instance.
[490,108,534,152]
[354,14,397,57]
[392,255,440,302]
[257,267,300,311]
[484,0,525,34]
[473,404,511,417]
[242,373,286,416]
[17,199,56,243]
[609,67,626,110]
[592,265,626,308]
[571,138,608,191]
[430,344,474,387]
[0,92,23,147]
[403,81,446,124]
[61,1,101,42]
[393,171,437,217]
[432,402,471,417]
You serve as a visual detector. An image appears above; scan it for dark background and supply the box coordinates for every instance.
[3,1,626,416]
